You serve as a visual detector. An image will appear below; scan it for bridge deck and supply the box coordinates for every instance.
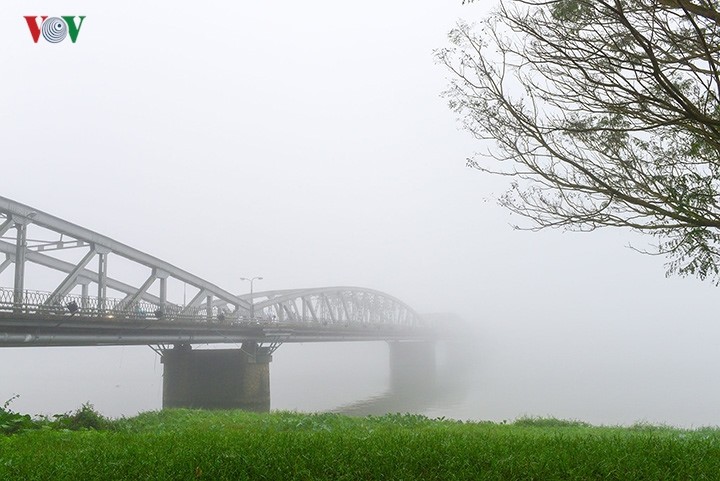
[0,311,435,347]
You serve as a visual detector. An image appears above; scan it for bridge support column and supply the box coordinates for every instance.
[161,343,271,411]
[389,341,436,391]
[12,219,27,311]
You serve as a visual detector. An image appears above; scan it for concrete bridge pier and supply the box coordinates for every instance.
[161,343,271,411]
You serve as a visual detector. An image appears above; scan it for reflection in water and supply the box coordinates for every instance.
[334,341,474,417]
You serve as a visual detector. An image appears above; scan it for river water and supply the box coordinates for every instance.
[1,327,719,428]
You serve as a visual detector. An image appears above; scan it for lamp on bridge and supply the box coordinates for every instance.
[217,312,226,322]
[240,276,263,320]
[154,309,164,320]
[66,301,79,316]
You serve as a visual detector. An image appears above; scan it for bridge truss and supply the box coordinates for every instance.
[0,196,428,347]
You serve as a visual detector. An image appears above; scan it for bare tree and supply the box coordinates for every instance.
[439,0,720,281]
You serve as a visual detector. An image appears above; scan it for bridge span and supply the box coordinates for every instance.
[0,286,431,348]
[0,196,439,410]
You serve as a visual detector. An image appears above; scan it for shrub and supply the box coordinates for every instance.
[52,402,112,431]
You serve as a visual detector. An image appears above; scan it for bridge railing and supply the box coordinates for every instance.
[0,288,426,331]
[0,288,220,322]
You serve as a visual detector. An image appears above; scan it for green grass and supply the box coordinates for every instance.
[0,409,719,480]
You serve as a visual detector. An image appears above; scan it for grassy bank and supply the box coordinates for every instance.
[1,408,720,480]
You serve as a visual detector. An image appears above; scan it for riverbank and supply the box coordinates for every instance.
[1,408,719,480]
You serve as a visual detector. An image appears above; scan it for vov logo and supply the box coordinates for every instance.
[24,16,86,44]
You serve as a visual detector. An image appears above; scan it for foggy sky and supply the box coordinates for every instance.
[2,0,720,425]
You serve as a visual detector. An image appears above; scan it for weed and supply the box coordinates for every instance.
[513,416,591,428]
[52,403,112,431]
[0,395,35,435]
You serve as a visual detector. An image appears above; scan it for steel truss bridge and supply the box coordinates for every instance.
[0,196,431,350]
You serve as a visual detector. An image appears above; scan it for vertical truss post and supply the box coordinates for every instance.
[79,277,91,310]
[12,220,28,312]
[96,246,110,313]
[158,271,168,314]
[206,294,213,321]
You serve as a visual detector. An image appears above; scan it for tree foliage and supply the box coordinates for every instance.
[440,0,720,281]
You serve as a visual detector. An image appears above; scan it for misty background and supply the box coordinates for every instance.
[1,0,720,427]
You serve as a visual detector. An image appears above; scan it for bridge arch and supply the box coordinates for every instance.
[244,287,423,327]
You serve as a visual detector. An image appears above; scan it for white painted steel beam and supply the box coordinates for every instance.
[97,249,108,312]
[13,221,27,308]
[0,241,164,305]
[117,272,157,310]
[0,219,12,238]
[45,247,97,304]
[0,256,11,275]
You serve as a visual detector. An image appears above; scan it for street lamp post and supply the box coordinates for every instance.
[240,276,263,320]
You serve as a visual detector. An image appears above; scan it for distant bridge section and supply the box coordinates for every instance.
[0,196,430,348]
[245,287,420,326]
